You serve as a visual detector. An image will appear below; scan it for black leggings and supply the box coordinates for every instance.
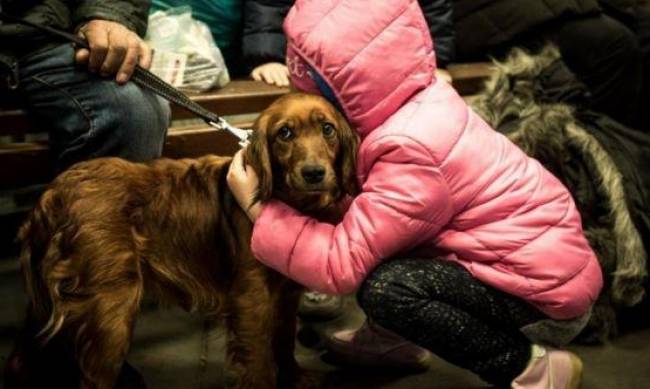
[542,14,649,132]
[357,258,546,385]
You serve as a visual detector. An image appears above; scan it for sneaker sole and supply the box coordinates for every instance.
[568,352,583,389]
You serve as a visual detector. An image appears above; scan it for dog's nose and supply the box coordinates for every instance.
[301,165,326,184]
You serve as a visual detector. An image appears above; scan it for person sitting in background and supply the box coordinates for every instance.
[0,0,170,172]
[599,0,650,131]
[149,0,290,85]
[242,0,455,86]
[151,0,246,76]
[453,0,650,132]
[242,0,293,86]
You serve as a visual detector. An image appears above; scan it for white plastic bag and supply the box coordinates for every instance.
[145,6,230,92]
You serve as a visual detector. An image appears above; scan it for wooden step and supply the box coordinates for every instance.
[0,80,288,136]
[0,66,493,136]
[0,121,254,190]
[0,64,494,189]
[448,62,494,95]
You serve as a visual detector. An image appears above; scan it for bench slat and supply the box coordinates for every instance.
[0,109,34,138]
[448,62,494,95]
[165,126,242,159]
[0,80,288,136]
[0,123,254,190]
[0,65,493,136]
[170,80,290,119]
[0,142,52,189]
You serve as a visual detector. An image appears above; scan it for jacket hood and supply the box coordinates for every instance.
[283,0,437,136]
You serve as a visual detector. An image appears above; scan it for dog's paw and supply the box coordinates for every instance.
[280,369,325,389]
[3,353,27,388]
[225,369,277,389]
[116,362,147,389]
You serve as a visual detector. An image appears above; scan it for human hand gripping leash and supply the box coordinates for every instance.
[0,10,253,148]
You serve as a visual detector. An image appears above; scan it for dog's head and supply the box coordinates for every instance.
[246,93,359,212]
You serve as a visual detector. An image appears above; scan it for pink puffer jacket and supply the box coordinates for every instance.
[251,0,602,319]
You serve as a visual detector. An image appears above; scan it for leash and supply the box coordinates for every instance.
[0,11,252,147]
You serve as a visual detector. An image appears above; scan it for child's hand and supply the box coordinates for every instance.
[227,149,263,221]
[251,62,290,87]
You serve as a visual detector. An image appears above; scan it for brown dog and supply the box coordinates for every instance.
[5,93,358,389]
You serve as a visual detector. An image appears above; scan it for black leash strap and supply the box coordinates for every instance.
[0,11,251,144]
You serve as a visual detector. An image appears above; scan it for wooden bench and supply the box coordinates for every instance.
[0,80,291,190]
[0,63,493,190]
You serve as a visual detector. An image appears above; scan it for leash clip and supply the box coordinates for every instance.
[209,118,253,148]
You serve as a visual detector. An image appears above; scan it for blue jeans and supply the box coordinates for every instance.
[16,44,170,171]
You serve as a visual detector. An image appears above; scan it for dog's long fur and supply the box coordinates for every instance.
[470,46,648,342]
[6,93,358,389]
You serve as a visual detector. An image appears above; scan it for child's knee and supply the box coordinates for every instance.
[357,259,422,315]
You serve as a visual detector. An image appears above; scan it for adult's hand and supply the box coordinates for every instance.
[75,20,152,84]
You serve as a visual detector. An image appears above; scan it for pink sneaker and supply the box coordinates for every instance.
[512,345,583,389]
[324,320,432,373]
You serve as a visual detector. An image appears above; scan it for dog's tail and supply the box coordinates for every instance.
[18,188,73,345]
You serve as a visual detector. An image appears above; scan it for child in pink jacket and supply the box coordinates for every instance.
[228,0,603,387]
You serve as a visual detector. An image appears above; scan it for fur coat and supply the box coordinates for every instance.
[470,46,650,342]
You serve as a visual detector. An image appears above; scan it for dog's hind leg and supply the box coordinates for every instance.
[224,270,277,389]
[4,307,80,389]
[74,281,142,389]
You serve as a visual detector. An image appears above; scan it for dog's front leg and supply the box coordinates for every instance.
[225,269,277,389]
[271,282,323,389]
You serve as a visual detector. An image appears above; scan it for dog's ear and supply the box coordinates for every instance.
[246,114,273,202]
[335,111,359,196]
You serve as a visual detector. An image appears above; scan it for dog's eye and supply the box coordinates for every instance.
[277,126,294,141]
[322,123,336,137]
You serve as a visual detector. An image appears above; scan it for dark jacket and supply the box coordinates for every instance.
[241,0,292,72]
[453,0,601,60]
[242,0,456,71]
[0,0,151,83]
[600,0,648,13]
[599,0,650,25]
[471,47,650,341]
[419,0,456,67]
